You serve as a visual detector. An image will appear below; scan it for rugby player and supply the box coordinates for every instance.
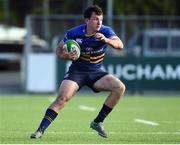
[30,5,125,139]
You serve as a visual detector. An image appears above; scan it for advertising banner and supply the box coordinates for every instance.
[57,57,180,91]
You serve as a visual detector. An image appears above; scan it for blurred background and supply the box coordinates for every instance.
[0,0,180,94]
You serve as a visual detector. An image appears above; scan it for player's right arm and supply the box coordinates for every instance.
[56,40,77,60]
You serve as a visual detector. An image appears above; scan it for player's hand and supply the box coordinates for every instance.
[62,45,77,60]
[95,33,109,43]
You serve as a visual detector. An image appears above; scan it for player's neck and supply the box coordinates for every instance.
[86,27,97,37]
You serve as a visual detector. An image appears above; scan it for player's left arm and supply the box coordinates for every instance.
[95,33,124,49]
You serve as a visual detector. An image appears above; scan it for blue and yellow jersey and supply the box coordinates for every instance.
[63,24,116,71]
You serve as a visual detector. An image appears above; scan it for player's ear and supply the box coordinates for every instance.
[85,18,89,24]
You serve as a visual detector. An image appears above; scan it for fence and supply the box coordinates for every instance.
[25,15,180,56]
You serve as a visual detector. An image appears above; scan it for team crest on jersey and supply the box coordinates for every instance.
[76,38,83,44]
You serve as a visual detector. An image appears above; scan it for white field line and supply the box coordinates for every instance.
[134,118,159,126]
[79,105,96,112]
[48,98,96,112]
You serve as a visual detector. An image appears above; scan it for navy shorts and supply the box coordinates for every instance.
[63,68,108,92]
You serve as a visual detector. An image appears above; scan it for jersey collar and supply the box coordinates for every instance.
[84,24,97,37]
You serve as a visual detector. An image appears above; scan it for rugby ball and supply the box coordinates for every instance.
[64,39,80,60]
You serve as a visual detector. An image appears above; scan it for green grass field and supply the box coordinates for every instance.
[0,94,180,144]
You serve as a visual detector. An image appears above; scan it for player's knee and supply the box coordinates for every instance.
[120,82,126,94]
[114,82,126,97]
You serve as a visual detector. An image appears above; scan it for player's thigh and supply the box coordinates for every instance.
[93,74,124,92]
[58,79,79,98]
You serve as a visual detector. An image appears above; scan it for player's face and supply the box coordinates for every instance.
[86,12,103,32]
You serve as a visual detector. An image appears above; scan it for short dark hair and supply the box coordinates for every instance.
[83,5,103,19]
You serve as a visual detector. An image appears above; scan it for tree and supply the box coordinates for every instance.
[0,0,179,27]
[113,0,180,15]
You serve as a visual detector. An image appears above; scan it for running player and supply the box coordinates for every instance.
[30,5,125,139]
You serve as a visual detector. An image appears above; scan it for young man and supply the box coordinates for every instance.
[30,5,125,139]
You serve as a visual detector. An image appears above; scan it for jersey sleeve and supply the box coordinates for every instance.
[103,26,116,38]
[63,30,74,42]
